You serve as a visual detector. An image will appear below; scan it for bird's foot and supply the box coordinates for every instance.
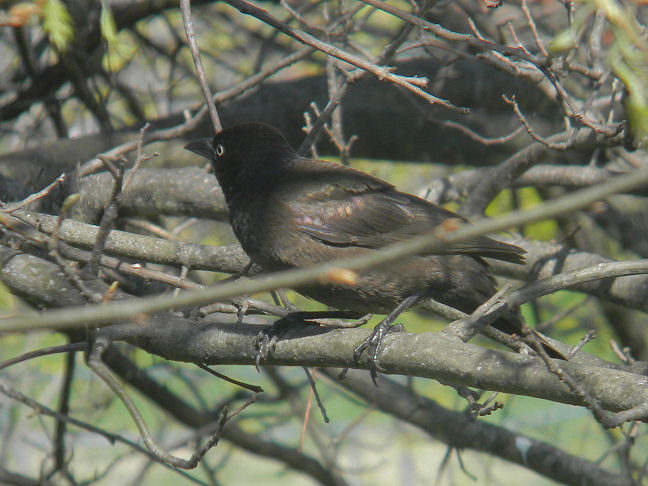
[349,294,420,385]
[352,320,405,385]
[255,311,355,370]
[233,297,252,324]
[255,314,304,371]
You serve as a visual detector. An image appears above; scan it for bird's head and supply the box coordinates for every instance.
[185,123,297,200]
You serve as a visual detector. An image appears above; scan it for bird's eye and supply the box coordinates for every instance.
[216,144,225,157]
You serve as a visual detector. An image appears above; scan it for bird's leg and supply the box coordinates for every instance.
[255,310,360,370]
[270,289,300,312]
[352,293,422,384]
[220,261,255,282]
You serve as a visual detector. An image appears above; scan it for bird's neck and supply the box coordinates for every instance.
[218,149,298,202]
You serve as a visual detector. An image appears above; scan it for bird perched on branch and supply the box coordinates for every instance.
[186,123,564,378]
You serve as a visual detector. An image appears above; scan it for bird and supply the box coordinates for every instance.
[185,123,564,376]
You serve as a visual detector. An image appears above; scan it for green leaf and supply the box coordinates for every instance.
[100,0,133,60]
[100,0,118,43]
[41,0,74,52]
[548,28,577,53]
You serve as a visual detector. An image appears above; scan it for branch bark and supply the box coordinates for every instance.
[325,369,633,486]
[2,248,647,415]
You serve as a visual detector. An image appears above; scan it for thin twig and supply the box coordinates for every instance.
[442,120,524,146]
[520,0,549,57]
[360,0,542,65]
[3,168,648,333]
[123,123,155,190]
[5,173,66,213]
[610,340,636,365]
[78,45,311,180]
[303,367,329,423]
[221,0,468,113]
[81,155,125,279]
[567,330,597,359]
[502,94,572,149]
[0,381,209,485]
[441,285,512,341]
[86,338,229,469]
[196,363,263,393]
[525,328,615,428]
[506,21,531,56]
[52,349,76,475]
[298,0,437,154]
[179,0,222,133]
[0,342,86,371]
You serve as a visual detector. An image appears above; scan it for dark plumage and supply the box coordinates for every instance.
[186,123,562,367]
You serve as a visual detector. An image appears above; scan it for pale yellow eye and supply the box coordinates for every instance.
[216,144,225,157]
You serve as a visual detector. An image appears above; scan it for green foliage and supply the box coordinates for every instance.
[99,0,118,44]
[549,4,594,53]
[100,0,135,70]
[601,0,648,147]
[551,0,648,147]
[41,0,74,52]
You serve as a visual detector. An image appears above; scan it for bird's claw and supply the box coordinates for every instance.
[353,321,404,385]
[254,313,310,371]
[235,297,251,324]
[255,329,280,371]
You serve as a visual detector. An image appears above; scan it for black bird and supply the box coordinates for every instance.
[185,123,563,374]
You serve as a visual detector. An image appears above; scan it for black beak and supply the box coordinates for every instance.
[184,138,214,160]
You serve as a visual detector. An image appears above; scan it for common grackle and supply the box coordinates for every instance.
[186,123,564,378]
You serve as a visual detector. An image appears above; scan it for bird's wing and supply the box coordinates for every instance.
[283,165,525,264]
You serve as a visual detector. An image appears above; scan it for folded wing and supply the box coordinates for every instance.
[284,163,525,264]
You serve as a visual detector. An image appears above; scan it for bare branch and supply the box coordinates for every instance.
[3,166,648,333]
[179,0,222,133]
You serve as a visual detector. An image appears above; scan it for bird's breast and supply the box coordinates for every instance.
[228,193,308,268]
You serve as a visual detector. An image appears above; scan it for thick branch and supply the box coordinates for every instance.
[3,166,648,333]
[15,211,248,273]
[326,369,632,486]
[70,167,228,223]
[3,247,648,414]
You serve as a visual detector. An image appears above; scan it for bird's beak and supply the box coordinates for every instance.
[184,138,214,160]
